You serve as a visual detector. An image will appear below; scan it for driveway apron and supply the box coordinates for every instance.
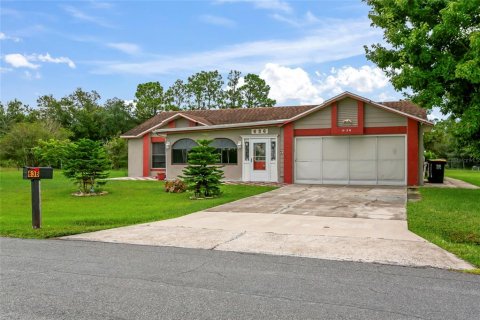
[63,185,472,270]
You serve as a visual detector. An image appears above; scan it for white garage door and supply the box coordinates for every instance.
[295,136,406,185]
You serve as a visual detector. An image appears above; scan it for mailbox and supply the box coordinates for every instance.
[22,167,53,229]
[23,167,53,180]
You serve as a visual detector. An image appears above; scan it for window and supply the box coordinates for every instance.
[172,139,197,164]
[152,142,166,168]
[271,140,276,161]
[244,140,249,161]
[210,138,237,164]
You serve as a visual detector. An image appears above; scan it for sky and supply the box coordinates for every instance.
[0,0,443,119]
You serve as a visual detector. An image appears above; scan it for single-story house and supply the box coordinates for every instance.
[121,92,433,186]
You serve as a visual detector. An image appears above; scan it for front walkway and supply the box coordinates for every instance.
[63,185,472,270]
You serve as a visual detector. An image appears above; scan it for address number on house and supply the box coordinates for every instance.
[251,128,268,134]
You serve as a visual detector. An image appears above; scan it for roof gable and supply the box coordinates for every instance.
[121,92,432,138]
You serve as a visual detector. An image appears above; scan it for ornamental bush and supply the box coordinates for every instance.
[164,179,187,193]
[181,139,224,198]
[63,138,111,194]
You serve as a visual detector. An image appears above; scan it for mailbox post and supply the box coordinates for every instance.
[23,167,53,229]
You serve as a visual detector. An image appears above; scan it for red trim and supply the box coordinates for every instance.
[150,168,166,172]
[151,136,165,143]
[407,119,419,186]
[357,100,364,134]
[364,126,407,135]
[283,122,294,184]
[189,120,196,127]
[168,121,175,128]
[294,128,332,136]
[142,134,150,177]
[331,102,337,130]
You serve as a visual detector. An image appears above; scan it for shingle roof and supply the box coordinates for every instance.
[122,98,428,138]
[122,105,316,137]
[380,101,428,120]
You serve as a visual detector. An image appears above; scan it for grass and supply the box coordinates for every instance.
[0,168,276,239]
[445,169,480,187]
[408,170,480,268]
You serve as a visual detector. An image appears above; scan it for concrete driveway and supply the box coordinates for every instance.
[64,185,472,270]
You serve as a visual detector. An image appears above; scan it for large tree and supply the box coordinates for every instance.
[186,71,224,110]
[0,121,70,166]
[364,0,480,157]
[223,70,244,109]
[240,74,276,108]
[134,81,171,122]
[165,79,187,110]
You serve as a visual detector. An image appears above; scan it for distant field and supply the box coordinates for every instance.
[0,168,275,239]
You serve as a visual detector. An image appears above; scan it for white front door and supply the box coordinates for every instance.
[250,139,270,181]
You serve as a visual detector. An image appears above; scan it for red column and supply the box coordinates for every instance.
[142,134,150,177]
[407,119,419,186]
[331,102,338,131]
[357,100,364,133]
[283,122,294,184]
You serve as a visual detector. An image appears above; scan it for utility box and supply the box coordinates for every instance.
[23,167,54,180]
[427,159,447,183]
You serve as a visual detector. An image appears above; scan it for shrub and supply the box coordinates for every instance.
[164,179,187,193]
[181,139,224,198]
[63,139,111,194]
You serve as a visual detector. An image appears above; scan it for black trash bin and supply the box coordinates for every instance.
[428,159,447,183]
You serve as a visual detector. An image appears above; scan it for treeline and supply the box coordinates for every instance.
[0,70,276,168]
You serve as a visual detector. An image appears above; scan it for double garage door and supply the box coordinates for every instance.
[295,136,406,185]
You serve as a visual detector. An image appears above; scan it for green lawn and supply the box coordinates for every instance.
[445,169,480,187]
[0,168,276,239]
[408,170,480,268]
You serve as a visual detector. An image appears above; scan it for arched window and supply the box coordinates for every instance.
[210,138,237,164]
[172,138,197,164]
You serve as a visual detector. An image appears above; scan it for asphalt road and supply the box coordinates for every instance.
[1,238,479,320]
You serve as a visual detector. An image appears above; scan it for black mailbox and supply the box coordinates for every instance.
[23,167,53,180]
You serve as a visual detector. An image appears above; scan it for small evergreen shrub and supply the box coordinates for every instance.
[181,139,224,199]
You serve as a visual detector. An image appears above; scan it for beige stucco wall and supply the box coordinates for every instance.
[128,138,143,177]
[293,99,408,130]
[175,118,190,128]
[294,106,331,129]
[165,127,282,181]
[364,103,407,127]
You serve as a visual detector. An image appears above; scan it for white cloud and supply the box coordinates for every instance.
[62,5,114,28]
[34,53,76,68]
[260,63,323,104]
[89,1,114,9]
[107,42,141,55]
[216,0,292,13]
[94,19,381,75]
[3,53,76,69]
[23,70,42,80]
[0,67,13,73]
[317,65,389,95]
[259,64,392,105]
[271,11,320,27]
[0,32,21,42]
[4,53,39,69]
[199,14,236,27]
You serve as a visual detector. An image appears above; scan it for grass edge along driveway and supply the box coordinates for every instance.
[408,169,480,270]
[0,168,276,239]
